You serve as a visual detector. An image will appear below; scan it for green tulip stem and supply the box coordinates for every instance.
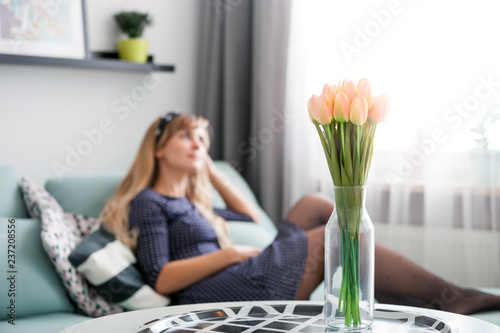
[314,123,335,183]
[335,187,363,327]
[341,122,345,162]
[357,125,361,166]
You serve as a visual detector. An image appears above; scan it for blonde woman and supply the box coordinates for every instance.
[101,112,500,313]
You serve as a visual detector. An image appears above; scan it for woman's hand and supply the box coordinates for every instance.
[227,245,261,264]
[156,245,261,295]
[205,154,221,181]
[205,155,261,223]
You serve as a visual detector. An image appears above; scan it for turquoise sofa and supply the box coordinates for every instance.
[0,162,286,332]
[0,162,499,332]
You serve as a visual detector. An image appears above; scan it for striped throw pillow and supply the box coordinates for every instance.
[69,226,170,310]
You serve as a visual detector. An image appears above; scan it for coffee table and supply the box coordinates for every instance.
[61,301,500,333]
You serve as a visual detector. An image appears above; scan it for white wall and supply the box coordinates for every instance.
[0,0,201,184]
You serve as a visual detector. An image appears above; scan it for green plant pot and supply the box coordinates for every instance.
[117,38,149,64]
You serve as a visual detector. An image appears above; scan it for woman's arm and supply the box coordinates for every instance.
[130,191,261,296]
[155,245,260,294]
[206,156,261,223]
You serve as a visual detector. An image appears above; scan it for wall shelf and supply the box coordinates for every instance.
[0,51,174,72]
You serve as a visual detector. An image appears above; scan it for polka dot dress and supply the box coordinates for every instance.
[129,188,308,305]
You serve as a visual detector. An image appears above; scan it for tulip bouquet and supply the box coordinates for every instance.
[308,78,389,327]
[308,78,389,187]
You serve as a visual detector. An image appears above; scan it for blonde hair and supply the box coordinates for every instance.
[100,114,232,250]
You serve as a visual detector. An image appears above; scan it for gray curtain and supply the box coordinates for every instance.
[196,0,292,224]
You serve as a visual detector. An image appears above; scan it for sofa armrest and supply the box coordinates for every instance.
[0,165,29,218]
[0,218,74,319]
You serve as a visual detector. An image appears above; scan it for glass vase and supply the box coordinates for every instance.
[324,186,375,330]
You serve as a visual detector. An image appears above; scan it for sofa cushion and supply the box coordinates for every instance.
[0,165,29,218]
[0,218,74,319]
[45,173,125,218]
[69,226,170,310]
[227,221,275,250]
[44,162,279,235]
[211,161,277,236]
[19,176,125,317]
[21,174,65,218]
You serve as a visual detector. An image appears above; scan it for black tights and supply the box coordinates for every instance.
[286,193,500,315]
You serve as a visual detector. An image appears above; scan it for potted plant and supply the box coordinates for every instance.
[114,11,153,64]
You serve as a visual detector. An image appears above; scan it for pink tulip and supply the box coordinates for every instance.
[349,96,368,125]
[307,94,333,124]
[340,79,357,103]
[357,78,374,109]
[307,97,316,122]
[322,83,338,108]
[368,94,390,123]
[334,91,351,123]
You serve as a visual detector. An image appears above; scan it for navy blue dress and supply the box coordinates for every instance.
[129,188,308,305]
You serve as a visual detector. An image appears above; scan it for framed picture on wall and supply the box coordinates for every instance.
[0,0,88,59]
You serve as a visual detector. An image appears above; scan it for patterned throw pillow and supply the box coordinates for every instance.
[69,226,170,310]
[19,176,124,317]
